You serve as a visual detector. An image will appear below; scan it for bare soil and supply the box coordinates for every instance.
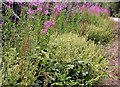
[99,19,120,86]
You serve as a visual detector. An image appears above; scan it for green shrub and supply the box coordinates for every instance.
[86,24,115,44]
[48,33,103,63]
[2,47,41,85]
[55,11,115,45]
[108,2,120,18]
[37,33,108,86]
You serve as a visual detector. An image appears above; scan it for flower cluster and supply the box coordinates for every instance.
[44,3,50,15]
[53,3,66,15]
[88,5,110,15]
[2,2,110,34]
[40,20,54,34]
[27,9,34,15]
[68,2,72,10]
[37,6,42,12]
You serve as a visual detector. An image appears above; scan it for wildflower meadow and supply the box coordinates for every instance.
[0,1,119,86]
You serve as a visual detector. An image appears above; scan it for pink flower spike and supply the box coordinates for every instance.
[6,5,11,8]
[40,28,48,34]
[1,22,4,26]
[27,9,34,15]
[6,0,13,3]
[68,3,72,10]
[37,7,42,12]
[40,20,55,34]
[44,10,49,15]
[46,3,50,9]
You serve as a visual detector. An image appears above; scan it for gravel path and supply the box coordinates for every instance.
[99,18,120,86]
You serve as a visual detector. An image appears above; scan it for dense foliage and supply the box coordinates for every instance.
[107,2,120,18]
[1,1,116,86]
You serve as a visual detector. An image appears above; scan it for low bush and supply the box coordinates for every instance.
[34,33,108,86]
[48,33,103,63]
[86,24,115,44]
[2,47,41,85]
[55,11,115,45]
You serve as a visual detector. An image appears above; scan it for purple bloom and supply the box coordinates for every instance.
[29,0,42,6]
[96,7,102,13]
[60,2,66,8]
[27,9,34,15]
[5,4,11,8]
[53,3,60,14]
[40,20,54,34]
[44,10,49,15]
[40,28,48,34]
[53,3,66,15]
[6,0,13,4]
[46,3,50,9]
[102,8,110,15]
[37,7,42,12]
[1,22,4,26]
[68,2,72,10]
[44,20,54,29]
[83,2,92,8]
[88,5,110,16]
[44,3,50,15]
[76,5,80,10]
[0,9,2,12]
[81,4,86,10]
[95,3,99,6]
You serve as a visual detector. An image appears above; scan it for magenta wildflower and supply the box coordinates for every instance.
[37,7,42,12]
[40,20,54,34]
[1,22,4,26]
[44,3,50,15]
[81,4,87,10]
[68,2,72,10]
[53,3,66,15]
[44,20,54,29]
[76,5,80,10]
[96,7,102,13]
[6,0,13,4]
[27,9,34,15]
[88,5,110,16]
[5,4,11,8]
[102,8,110,15]
[46,3,50,9]
[53,3,60,14]
[44,10,49,15]
[60,2,66,8]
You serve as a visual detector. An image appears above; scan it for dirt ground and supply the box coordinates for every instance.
[99,19,120,86]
